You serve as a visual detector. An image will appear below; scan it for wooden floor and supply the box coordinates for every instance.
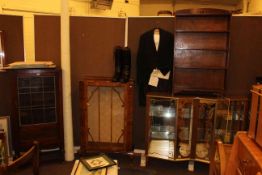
[9,153,209,175]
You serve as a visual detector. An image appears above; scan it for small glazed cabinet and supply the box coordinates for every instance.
[79,78,133,153]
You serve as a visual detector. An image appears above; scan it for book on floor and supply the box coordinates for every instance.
[71,159,118,175]
[80,153,116,171]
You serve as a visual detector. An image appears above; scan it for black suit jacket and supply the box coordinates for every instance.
[136,28,174,106]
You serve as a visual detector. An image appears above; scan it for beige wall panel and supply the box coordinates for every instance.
[34,15,61,67]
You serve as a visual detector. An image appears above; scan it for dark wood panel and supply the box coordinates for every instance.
[174,69,225,90]
[0,72,12,115]
[34,15,61,68]
[226,16,262,96]
[0,15,24,64]
[176,16,228,32]
[20,124,60,140]
[70,17,125,145]
[174,50,226,68]
[175,33,228,50]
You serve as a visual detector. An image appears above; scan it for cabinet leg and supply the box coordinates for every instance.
[188,160,194,172]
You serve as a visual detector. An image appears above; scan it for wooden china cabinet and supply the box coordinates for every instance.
[79,78,133,153]
[9,68,64,157]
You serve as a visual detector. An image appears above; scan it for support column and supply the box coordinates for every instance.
[61,0,74,161]
[23,14,35,62]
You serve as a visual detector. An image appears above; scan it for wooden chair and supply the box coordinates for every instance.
[0,132,39,175]
[209,140,232,175]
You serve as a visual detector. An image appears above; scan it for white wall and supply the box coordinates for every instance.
[247,0,262,14]
[140,0,239,16]
[69,0,139,17]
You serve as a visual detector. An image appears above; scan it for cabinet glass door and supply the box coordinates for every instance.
[148,97,176,160]
[195,98,216,162]
[17,76,57,125]
[176,98,193,160]
[215,98,247,144]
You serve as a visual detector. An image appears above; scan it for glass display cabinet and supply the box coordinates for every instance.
[145,94,248,165]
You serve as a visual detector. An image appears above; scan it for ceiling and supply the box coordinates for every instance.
[175,0,241,6]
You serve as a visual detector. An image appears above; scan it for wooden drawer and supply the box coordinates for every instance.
[248,85,262,147]
[237,139,260,175]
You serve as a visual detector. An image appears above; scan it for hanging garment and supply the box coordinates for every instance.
[137,28,174,106]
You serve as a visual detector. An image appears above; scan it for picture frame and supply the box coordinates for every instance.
[0,116,12,160]
[80,154,116,171]
[0,30,6,68]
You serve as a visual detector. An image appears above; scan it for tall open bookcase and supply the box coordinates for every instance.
[173,8,231,95]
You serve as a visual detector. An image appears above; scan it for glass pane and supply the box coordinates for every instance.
[196,99,216,161]
[19,93,31,107]
[18,77,30,93]
[17,74,57,126]
[43,77,55,91]
[31,93,43,107]
[177,98,193,159]
[216,98,247,144]
[45,108,56,123]
[20,109,32,125]
[30,77,43,93]
[44,92,56,107]
[148,96,176,160]
[31,108,44,124]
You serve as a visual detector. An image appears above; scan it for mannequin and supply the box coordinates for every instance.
[153,28,160,51]
[137,28,174,106]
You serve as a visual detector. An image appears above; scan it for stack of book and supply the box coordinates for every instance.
[71,154,118,175]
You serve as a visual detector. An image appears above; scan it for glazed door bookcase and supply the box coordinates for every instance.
[10,68,64,156]
[79,78,133,153]
[145,94,248,164]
